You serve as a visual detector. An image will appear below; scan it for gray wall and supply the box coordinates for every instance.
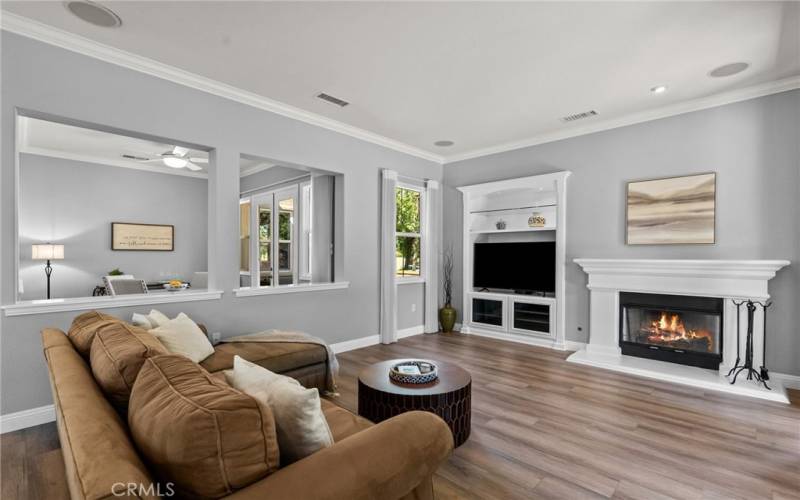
[444,89,800,375]
[397,283,425,330]
[1,32,441,415]
[19,154,208,300]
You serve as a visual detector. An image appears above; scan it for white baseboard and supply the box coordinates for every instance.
[772,372,800,390]
[1,405,56,434]
[564,340,587,352]
[331,325,427,353]
[331,334,380,354]
[397,325,425,339]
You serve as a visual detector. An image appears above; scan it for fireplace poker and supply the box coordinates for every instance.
[726,300,745,377]
[730,300,770,390]
[757,301,772,382]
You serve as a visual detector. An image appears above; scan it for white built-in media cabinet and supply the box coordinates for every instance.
[457,172,571,350]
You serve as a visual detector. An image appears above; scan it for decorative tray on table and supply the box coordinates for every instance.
[163,281,189,292]
[389,360,438,384]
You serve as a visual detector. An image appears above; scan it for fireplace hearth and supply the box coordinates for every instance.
[620,292,723,370]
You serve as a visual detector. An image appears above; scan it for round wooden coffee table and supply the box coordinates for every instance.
[357,359,471,447]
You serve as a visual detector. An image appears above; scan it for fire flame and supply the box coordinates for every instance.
[648,312,714,350]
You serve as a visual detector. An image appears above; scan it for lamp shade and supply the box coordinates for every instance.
[32,244,64,260]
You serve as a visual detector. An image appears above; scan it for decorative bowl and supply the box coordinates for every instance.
[389,360,438,384]
[163,283,189,292]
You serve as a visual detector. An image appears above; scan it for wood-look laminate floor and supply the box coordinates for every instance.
[3,332,799,499]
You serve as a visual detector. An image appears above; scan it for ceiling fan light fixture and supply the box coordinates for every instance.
[163,157,188,169]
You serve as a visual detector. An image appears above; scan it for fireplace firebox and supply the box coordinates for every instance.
[619,292,723,370]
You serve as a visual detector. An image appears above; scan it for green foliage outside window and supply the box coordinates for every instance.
[396,188,421,276]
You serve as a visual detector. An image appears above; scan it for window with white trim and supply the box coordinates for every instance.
[395,185,424,279]
[299,181,312,280]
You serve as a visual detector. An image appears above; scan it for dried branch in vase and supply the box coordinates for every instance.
[442,245,454,306]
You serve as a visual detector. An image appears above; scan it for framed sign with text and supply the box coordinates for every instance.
[111,223,174,251]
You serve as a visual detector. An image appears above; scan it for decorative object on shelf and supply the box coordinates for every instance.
[439,245,457,332]
[528,213,546,228]
[389,360,438,384]
[727,299,772,390]
[32,243,64,300]
[108,268,124,276]
[112,222,174,251]
[163,280,188,292]
[626,173,716,245]
[495,219,506,230]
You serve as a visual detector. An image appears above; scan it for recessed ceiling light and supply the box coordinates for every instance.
[650,85,668,94]
[434,140,454,147]
[709,62,749,78]
[64,1,122,28]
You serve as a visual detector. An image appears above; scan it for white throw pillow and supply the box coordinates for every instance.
[150,313,215,363]
[131,312,155,329]
[227,355,333,464]
[148,309,170,327]
[131,309,171,330]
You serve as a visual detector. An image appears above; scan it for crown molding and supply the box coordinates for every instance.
[0,12,445,164]
[444,75,800,163]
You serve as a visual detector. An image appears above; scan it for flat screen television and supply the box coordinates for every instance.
[473,242,555,293]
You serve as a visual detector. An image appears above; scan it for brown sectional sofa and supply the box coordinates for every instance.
[42,315,454,499]
[199,341,330,391]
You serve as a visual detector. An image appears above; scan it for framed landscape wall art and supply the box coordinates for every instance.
[111,222,174,251]
[626,173,716,245]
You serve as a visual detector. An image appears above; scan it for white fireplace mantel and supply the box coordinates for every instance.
[574,259,789,300]
[569,258,791,403]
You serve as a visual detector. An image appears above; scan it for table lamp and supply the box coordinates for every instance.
[32,243,64,299]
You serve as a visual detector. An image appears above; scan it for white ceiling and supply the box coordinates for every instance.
[3,2,799,162]
[19,116,210,177]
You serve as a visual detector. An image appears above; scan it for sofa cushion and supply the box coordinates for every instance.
[67,310,122,358]
[200,341,327,374]
[90,322,168,413]
[227,356,333,464]
[321,399,373,442]
[149,313,215,363]
[42,329,158,500]
[128,355,280,498]
[131,309,170,330]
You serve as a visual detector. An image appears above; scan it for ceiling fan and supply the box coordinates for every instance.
[129,146,208,171]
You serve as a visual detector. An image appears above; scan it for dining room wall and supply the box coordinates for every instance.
[18,153,208,300]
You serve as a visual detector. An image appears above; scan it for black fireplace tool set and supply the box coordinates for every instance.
[727,299,773,390]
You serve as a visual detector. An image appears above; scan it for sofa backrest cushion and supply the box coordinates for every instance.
[90,322,168,413]
[67,310,122,358]
[42,328,157,500]
[128,355,280,498]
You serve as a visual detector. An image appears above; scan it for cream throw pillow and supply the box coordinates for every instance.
[150,313,215,363]
[227,355,333,464]
[131,309,171,330]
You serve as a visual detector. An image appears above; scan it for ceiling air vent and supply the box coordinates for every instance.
[316,93,349,107]
[561,110,598,123]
